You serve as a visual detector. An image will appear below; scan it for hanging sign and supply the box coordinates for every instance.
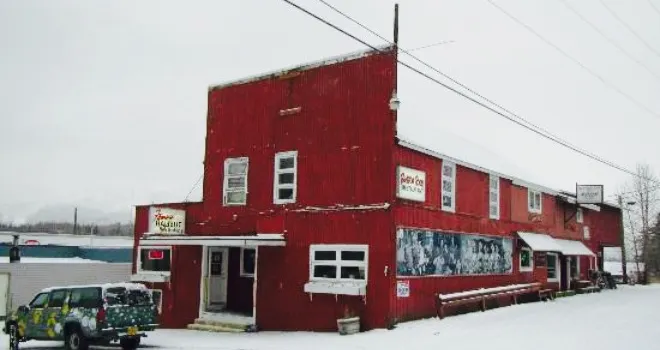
[396,166,426,202]
[576,184,604,204]
[396,280,410,298]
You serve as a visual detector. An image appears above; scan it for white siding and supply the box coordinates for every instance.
[0,263,131,314]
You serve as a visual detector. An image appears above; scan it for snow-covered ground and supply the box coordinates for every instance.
[3,284,659,350]
[0,232,132,248]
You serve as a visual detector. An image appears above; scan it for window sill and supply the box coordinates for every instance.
[520,267,534,273]
[304,280,367,296]
[131,272,170,283]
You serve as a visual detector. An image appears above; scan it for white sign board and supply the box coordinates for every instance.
[583,226,591,240]
[148,207,185,235]
[396,280,410,298]
[396,166,426,202]
[576,184,604,204]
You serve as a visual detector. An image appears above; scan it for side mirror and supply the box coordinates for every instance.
[17,305,29,313]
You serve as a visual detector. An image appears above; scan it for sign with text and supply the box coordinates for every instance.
[576,184,604,204]
[148,207,185,235]
[396,166,426,202]
[396,280,410,298]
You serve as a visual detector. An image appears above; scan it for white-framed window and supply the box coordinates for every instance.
[489,175,500,220]
[273,151,298,204]
[528,189,542,214]
[150,289,163,314]
[583,226,591,240]
[240,248,256,277]
[441,161,456,213]
[519,247,533,272]
[137,246,172,275]
[546,252,559,282]
[223,157,249,206]
[309,244,368,282]
[576,207,584,223]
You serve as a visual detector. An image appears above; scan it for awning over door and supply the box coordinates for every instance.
[517,232,562,252]
[138,233,286,247]
[554,238,595,256]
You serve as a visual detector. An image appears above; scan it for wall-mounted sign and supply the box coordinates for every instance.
[534,252,547,267]
[583,226,591,240]
[396,166,426,202]
[148,207,185,235]
[576,184,604,204]
[396,280,410,298]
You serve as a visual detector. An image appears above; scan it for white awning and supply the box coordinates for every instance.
[139,233,286,247]
[554,238,595,256]
[517,232,562,252]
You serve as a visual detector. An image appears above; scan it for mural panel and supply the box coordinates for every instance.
[396,228,513,277]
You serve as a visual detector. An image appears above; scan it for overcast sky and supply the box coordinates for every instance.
[1,0,659,223]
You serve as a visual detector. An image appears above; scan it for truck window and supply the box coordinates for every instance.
[48,289,68,308]
[29,293,49,308]
[106,287,152,306]
[69,287,102,308]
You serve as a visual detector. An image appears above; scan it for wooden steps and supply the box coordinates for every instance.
[186,318,250,333]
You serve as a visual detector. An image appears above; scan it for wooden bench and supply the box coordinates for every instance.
[435,283,541,319]
[577,286,601,294]
[538,288,555,301]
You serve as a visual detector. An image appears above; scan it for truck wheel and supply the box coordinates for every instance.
[64,326,89,350]
[8,323,19,350]
[120,337,140,350]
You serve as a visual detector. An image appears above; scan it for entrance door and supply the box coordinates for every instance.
[206,247,229,310]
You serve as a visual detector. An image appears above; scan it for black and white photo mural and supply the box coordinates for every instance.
[396,228,513,276]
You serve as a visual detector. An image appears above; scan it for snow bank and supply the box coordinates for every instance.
[0,257,106,264]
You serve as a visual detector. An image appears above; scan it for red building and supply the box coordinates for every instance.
[130,46,623,332]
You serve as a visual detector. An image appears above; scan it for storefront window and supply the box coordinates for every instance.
[240,248,256,277]
[520,248,533,272]
[139,248,171,273]
[546,253,558,281]
[309,244,368,282]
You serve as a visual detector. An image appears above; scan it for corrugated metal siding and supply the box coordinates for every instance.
[0,263,131,311]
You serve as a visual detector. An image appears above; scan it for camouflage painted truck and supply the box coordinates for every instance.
[3,282,159,350]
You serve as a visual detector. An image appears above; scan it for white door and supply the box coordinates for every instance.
[0,273,9,318]
[207,247,229,309]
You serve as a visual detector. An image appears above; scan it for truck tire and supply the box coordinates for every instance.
[64,325,89,350]
[120,337,141,350]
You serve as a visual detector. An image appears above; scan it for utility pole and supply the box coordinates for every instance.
[618,195,628,283]
[73,207,78,235]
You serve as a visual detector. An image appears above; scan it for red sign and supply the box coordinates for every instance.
[148,250,165,260]
[23,239,40,245]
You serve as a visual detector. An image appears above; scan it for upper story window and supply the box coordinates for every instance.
[441,161,456,213]
[576,208,584,223]
[274,151,298,204]
[223,157,249,206]
[528,189,542,214]
[489,175,500,220]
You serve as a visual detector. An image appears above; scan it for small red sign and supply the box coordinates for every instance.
[23,239,40,245]
[148,250,165,260]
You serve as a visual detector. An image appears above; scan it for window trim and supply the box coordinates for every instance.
[240,247,256,278]
[576,207,584,223]
[519,247,534,272]
[273,151,298,205]
[137,246,172,276]
[528,189,542,214]
[223,157,249,206]
[489,174,500,220]
[309,244,368,283]
[441,161,456,213]
[546,252,560,282]
[583,226,591,240]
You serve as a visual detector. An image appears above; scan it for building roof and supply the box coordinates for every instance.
[208,45,394,91]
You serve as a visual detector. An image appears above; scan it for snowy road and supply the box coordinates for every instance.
[4,284,660,350]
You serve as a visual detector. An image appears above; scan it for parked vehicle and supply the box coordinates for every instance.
[3,282,159,350]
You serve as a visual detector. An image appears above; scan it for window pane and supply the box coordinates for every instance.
[279,157,295,170]
[140,249,171,272]
[528,191,534,205]
[228,162,247,175]
[340,251,365,261]
[314,250,336,261]
[520,250,531,267]
[242,248,256,275]
[490,178,498,189]
[442,164,453,177]
[226,191,246,204]
[490,191,498,202]
[547,254,557,278]
[442,195,452,207]
[105,287,128,306]
[278,188,294,200]
[30,293,49,308]
[535,194,541,208]
[70,288,101,308]
[48,290,67,308]
[227,176,246,188]
[340,266,365,279]
[442,180,452,192]
[313,265,337,279]
[489,205,498,216]
[278,173,294,185]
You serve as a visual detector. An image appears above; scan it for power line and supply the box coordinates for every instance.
[598,0,660,59]
[558,0,660,82]
[184,174,203,202]
[407,40,455,52]
[281,0,659,185]
[485,0,660,121]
